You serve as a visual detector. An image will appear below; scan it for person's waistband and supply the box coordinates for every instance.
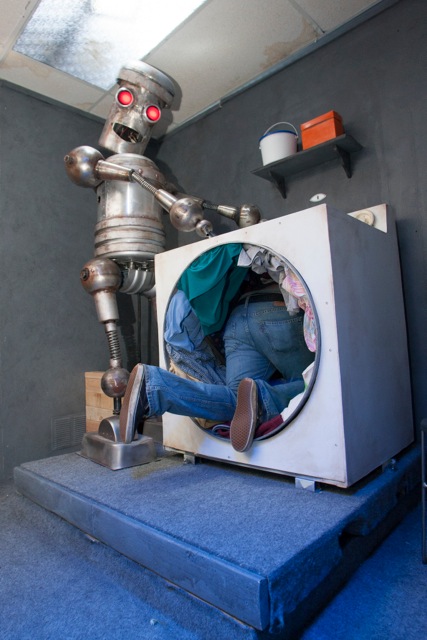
[236,292,284,306]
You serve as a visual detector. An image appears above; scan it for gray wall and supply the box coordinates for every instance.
[154,0,427,433]
[0,0,425,479]
[0,86,141,480]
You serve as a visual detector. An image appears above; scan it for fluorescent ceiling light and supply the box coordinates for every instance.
[14,0,206,90]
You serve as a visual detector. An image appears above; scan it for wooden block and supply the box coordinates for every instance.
[85,371,114,431]
[86,405,113,423]
[86,390,114,410]
[85,378,106,393]
[86,419,101,433]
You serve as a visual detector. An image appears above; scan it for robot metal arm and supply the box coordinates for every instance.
[64,146,261,238]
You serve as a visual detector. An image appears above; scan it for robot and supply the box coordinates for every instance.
[64,60,260,468]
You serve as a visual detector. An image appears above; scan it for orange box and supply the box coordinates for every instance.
[300,111,344,150]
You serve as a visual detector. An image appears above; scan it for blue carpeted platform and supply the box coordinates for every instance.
[14,445,420,637]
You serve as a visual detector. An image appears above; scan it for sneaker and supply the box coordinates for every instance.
[119,364,147,444]
[230,378,258,452]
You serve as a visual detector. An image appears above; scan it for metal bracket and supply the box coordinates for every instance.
[295,476,317,492]
[79,415,156,470]
[334,145,352,178]
[269,170,287,198]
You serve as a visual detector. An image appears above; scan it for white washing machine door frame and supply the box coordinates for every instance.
[155,204,413,488]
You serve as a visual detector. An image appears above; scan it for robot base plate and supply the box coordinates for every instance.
[80,432,156,470]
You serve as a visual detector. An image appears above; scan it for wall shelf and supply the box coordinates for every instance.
[252,134,363,198]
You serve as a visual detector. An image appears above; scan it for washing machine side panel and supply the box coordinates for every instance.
[327,209,414,485]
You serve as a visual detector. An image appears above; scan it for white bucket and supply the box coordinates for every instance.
[259,122,298,165]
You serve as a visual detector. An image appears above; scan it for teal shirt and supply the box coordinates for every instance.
[177,243,248,335]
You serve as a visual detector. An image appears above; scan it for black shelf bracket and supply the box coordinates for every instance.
[252,134,362,198]
[269,171,287,199]
[334,144,352,178]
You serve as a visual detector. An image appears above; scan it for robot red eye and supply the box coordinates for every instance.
[145,105,161,122]
[116,89,134,107]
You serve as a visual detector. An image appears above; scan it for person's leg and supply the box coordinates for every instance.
[144,364,236,420]
[230,378,259,452]
[224,300,313,422]
[223,303,277,394]
[251,303,313,418]
[247,302,312,378]
[120,362,239,443]
[255,378,305,421]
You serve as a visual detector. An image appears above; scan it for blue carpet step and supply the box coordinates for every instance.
[14,446,420,637]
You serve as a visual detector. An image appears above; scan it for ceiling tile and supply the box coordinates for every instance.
[146,0,317,124]
[88,90,117,120]
[0,0,39,57]
[0,51,106,112]
[294,0,380,31]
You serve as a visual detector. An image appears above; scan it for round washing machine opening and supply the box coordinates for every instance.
[162,241,320,443]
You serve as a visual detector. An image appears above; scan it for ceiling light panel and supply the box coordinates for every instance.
[13,0,206,90]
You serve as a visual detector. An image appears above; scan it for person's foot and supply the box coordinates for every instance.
[119,364,147,444]
[230,378,258,452]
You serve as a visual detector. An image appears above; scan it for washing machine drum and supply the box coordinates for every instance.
[162,242,319,442]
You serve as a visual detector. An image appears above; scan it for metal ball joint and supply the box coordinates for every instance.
[169,197,205,232]
[79,258,122,295]
[64,146,105,188]
[101,367,130,398]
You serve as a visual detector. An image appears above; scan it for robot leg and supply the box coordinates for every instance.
[79,256,155,469]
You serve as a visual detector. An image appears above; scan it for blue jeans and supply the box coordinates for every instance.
[145,298,313,423]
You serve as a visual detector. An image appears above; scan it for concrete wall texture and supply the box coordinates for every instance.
[0,88,106,478]
[155,0,427,431]
[0,0,425,480]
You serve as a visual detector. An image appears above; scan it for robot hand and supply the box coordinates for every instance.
[201,201,261,228]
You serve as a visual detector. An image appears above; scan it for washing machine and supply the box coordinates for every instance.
[154,203,413,488]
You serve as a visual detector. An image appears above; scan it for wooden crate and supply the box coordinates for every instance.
[85,372,114,432]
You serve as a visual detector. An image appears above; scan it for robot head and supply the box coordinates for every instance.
[99,61,176,155]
